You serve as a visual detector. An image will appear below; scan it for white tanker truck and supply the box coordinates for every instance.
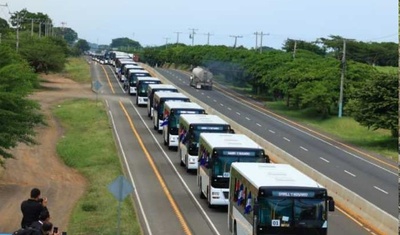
[190,66,213,90]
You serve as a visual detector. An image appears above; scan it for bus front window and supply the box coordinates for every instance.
[258,198,293,227]
[294,199,326,228]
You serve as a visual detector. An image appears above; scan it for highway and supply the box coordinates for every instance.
[90,60,372,235]
[154,68,398,217]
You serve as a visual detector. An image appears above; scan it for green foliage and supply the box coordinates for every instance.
[346,73,398,137]
[18,32,67,73]
[0,44,43,162]
[73,39,90,55]
[63,57,91,83]
[110,37,142,50]
[53,27,78,45]
[10,9,52,34]
[283,39,326,56]
[0,17,9,34]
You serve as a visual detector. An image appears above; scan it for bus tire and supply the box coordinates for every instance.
[233,220,237,235]
[207,188,214,208]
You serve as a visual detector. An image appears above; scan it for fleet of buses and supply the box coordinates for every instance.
[102,51,335,235]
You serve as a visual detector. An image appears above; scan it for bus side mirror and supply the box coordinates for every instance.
[229,129,235,134]
[328,197,335,212]
[265,155,270,163]
[253,204,259,216]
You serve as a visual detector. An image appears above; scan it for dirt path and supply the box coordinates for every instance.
[0,74,94,233]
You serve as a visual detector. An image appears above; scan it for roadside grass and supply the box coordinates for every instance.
[53,99,141,235]
[266,101,397,161]
[62,57,91,83]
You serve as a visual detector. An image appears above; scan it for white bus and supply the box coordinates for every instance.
[153,92,190,133]
[197,133,270,208]
[147,84,178,119]
[228,163,335,235]
[120,64,142,82]
[115,59,136,77]
[125,69,150,95]
[178,114,233,172]
[162,102,206,150]
[136,77,161,106]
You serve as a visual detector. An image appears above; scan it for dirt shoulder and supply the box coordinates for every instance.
[0,74,94,233]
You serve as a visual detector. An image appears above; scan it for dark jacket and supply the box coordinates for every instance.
[20,199,47,228]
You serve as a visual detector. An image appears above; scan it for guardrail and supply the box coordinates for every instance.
[142,64,398,235]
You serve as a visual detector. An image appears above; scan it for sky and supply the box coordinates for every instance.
[1,0,398,49]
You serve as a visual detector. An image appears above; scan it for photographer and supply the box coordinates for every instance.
[20,188,49,229]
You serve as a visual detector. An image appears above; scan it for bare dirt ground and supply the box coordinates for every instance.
[0,74,94,233]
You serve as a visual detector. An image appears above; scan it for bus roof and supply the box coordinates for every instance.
[231,163,323,188]
[165,101,204,111]
[154,92,188,99]
[124,64,140,68]
[148,84,177,90]
[180,114,229,125]
[137,77,160,82]
[200,133,262,149]
[127,69,148,73]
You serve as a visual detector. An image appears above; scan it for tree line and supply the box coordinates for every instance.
[140,40,398,137]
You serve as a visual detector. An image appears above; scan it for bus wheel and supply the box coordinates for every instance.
[233,220,237,235]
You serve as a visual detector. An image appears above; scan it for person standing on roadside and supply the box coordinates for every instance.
[20,188,49,229]
[30,210,51,231]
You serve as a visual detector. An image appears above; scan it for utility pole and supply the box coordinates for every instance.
[164,37,170,48]
[230,35,243,48]
[174,31,182,44]
[188,28,198,46]
[204,32,213,45]
[254,32,259,50]
[338,39,346,118]
[259,32,269,53]
[16,13,20,52]
[293,40,297,59]
[39,22,42,37]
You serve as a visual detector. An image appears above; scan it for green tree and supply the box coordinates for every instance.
[0,17,9,34]
[110,37,142,50]
[18,32,67,73]
[0,44,44,162]
[346,73,398,137]
[74,39,90,55]
[10,9,51,34]
[282,39,326,56]
[53,27,78,45]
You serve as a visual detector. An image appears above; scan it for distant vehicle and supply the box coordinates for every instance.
[147,84,178,118]
[136,77,162,106]
[162,102,206,150]
[178,114,232,171]
[228,162,335,235]
[153,92,190,133]
[115,58,134,75]
[117,61,137,80]
[197,133,269,208]
[190,66,213,90]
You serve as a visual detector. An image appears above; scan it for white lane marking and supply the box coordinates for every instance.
[108,108,153,235]
[344,170,356,177]
[300,146,308,151]
[283,137,291,142]
[373,186,388,194]
[245,117,250,121]
[127,100,222,235]
[268,130,275,134]
[106,100,109,108]
[320,157,330,163]
[213,99,217,102]
[206,96,210,98]
[227,107,232,111]
[236,112,241,115]
[220,103,224,106]
[107,66,126,93]
[256,123,262,127]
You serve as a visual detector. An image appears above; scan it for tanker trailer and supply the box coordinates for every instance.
[190,66,213,90]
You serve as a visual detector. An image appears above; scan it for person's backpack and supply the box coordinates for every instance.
[12,227,40,235]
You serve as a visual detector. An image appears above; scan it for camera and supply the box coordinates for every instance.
[53,227,58,233]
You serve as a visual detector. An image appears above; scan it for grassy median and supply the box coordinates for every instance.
[54,58,141,234]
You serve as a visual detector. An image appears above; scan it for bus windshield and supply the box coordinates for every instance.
[129,73,149,86]
[187,127,228,155]
[212,150,265,178]
[257,197,327,228]
[138,82,159,96]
